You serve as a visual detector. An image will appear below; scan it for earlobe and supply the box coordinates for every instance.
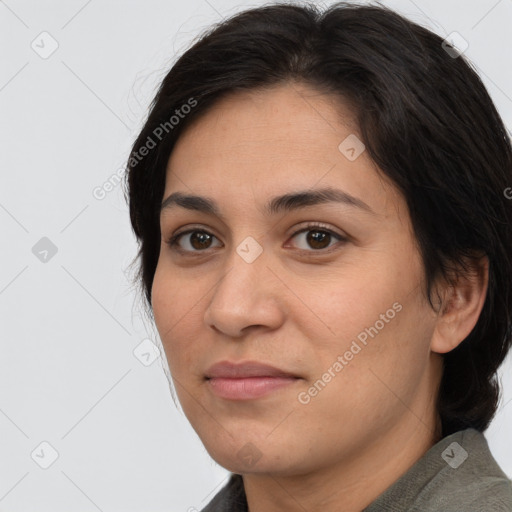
[430,255,489,355]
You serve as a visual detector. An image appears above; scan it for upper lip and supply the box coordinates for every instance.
[205,361,299,379]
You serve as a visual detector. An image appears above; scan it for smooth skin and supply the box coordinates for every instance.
[151,82,489,512]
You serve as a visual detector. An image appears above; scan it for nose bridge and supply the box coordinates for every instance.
[210,238,268,312]
[204,237,284,336]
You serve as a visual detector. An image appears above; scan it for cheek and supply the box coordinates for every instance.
[296,266,398,349]
[152,258,200,327]
[151,264,172,334]
[151,264,200,370]
[299,263,433,400]
[298,308,433,444]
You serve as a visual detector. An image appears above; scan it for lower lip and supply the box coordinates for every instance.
[206,376,299,400]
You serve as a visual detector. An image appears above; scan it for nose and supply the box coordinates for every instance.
[203,245,286,338]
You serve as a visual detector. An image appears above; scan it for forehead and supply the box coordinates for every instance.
[163,83,399,217]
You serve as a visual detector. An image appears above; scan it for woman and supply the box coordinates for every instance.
[124,2,512,510]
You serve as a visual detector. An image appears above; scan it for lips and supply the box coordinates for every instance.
[205,361,301,400]
[205,360,299,379]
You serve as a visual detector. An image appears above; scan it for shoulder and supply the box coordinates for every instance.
[411,477,512,511]
[423,428,512,511]
[367,428,512,512]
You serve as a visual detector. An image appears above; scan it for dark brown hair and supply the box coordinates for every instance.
[123,1,512,437]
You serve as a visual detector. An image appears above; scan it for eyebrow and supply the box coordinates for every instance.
[160,187,377,218]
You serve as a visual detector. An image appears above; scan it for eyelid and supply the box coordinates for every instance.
[285,221,346,241]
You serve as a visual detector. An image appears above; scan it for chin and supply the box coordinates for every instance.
[198,429,301,475]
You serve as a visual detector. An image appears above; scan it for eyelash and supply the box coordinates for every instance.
[165,222,348,255]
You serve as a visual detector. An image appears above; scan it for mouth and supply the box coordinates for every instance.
[205,360,301,400]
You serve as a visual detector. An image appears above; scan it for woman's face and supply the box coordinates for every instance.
[152,83,442,475]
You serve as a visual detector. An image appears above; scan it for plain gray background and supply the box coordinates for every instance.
[1,0,511,510]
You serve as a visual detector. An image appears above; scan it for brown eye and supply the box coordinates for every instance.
[189,231,213,250]
[167,230,222,252]
[166,224,346,255]
[306,230,331,249]
[290,225,347,252]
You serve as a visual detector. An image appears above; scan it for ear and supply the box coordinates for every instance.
[430,254,489,354]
